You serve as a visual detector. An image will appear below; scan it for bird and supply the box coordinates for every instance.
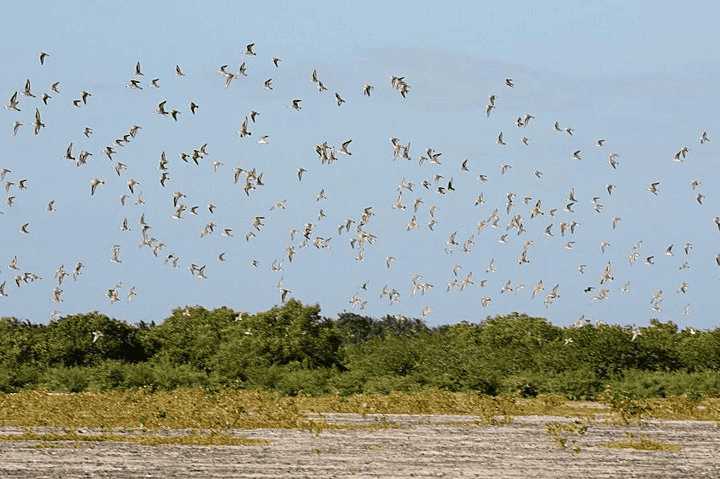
[6,91,20,111]
[33,109,45,135]
[90,178,105,195]
[92,331,104,343]
[608,153,620,169]
[237,117,251,137]
[22,79,35,98]
[339,140,352,155]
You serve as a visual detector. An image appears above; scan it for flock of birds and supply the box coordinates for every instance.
[1,44,718,328]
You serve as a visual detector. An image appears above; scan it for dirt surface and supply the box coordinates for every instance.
[1,414,719,478]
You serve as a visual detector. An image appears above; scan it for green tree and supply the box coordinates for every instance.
[141,306,237,372]
[41,312,146,367]
[211,300,343,383]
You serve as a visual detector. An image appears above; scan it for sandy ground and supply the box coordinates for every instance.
[1,414,719,478]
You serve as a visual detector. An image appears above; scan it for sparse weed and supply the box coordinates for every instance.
[0,388,718,444]
[598,431,682,452]
[545,419,589,454]
[599,387,650,426]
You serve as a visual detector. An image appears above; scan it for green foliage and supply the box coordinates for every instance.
[0,318,45,366]
[141,306,237,371]
[0,308,719,398]
[211,300,343,382]
[41,312,147,367]
[0,363,42,393]
[336,312,430,343]
[558,323,634,379]
[477,313,562,373]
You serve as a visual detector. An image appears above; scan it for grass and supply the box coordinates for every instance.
[0,430,267,447]
[597,432,683,452]
[0,388,717,447]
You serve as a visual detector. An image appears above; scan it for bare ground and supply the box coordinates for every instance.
[1,414,719,478]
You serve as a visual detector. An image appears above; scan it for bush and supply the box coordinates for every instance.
[41,366,91,393]
[211,300,344,380]
[0,363,43,393]
[141,306,236,371]
[41,312,148,367]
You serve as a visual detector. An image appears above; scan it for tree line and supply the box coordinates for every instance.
[1,300,719,399]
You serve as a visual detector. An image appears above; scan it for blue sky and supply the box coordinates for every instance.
[1,1,718,329]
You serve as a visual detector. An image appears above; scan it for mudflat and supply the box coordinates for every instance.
[1,414,719,478]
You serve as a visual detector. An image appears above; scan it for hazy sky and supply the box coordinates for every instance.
[1,1,718,329]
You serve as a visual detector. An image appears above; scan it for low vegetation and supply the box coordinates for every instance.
[2,302,713,448]
[598,432,683,452]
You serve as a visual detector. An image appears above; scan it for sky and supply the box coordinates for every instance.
[1,1,718,329]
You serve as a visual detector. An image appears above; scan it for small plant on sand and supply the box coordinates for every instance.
[599,387,649,426]
[545,419,589,454]
[598,431,682,452]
